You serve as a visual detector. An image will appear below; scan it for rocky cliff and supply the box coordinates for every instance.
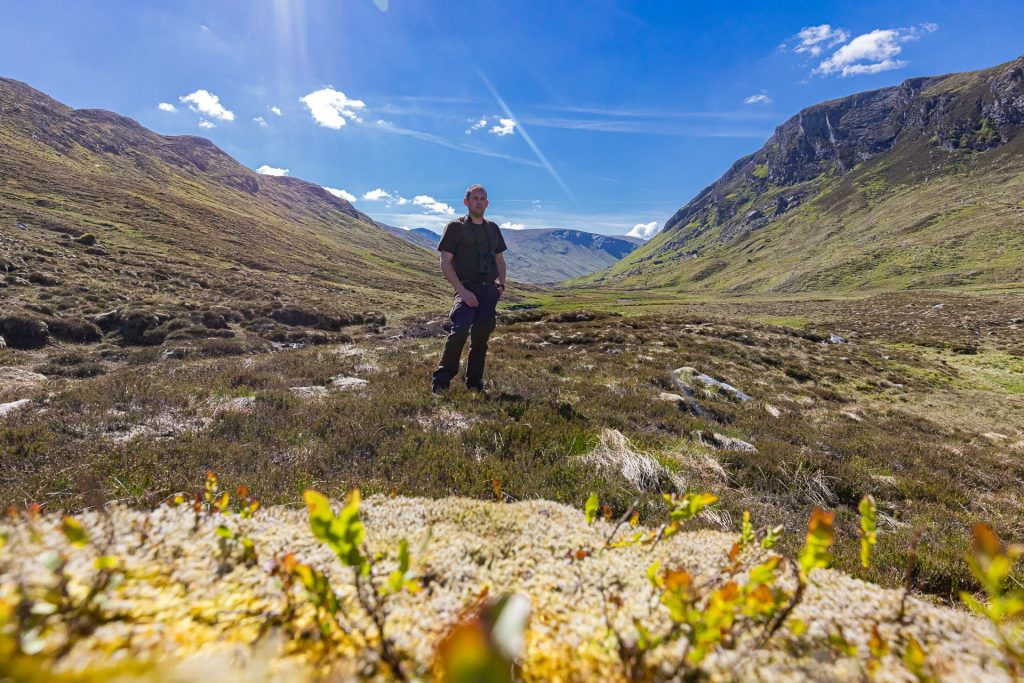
[583,55,1024,293]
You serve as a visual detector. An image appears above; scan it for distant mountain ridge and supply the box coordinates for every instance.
[384,225,640,283]
[581,55,1024,293]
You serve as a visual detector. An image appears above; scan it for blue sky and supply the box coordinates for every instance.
[2,1,1022,238]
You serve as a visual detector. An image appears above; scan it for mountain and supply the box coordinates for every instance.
[376,222,438,251]
[579,56,1024,293]
[385,225,639,284]
[501,229,638,283]
[0,77,449,348]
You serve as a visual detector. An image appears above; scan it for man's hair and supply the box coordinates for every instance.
[465,184,487,200]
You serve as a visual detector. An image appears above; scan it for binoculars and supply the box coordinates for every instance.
[477,252,497,274]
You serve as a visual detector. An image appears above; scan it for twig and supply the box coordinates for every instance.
[754,559,805,650]
[603,497,642,549]
[355,548,408,682]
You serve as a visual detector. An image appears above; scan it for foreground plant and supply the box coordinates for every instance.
[962,523,1024,675]
[296,488,419,681]
[0,506,123,659]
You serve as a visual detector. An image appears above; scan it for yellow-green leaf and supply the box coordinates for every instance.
[859,494,877,569]
[584,492,599,525]
[94,555,120,571]
[799,508,834,577]
[740,510,754,549]
[62,516,89,548]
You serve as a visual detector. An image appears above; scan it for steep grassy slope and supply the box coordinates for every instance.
[0,77,448,348]
[579,56,1024,293]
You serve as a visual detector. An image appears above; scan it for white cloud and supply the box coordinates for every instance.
[815,25,934,77]
[253,116,268,127]
[788,24,850,57]
[256,165,289,176]
[500,222,525,230]
[626,221,659,240]
[363,188,392,201]
[198,119,215,129]
[270,106,282,116]
[490,117,517,136]
[465,116,488,135]
[157,102,177,113]
[179,89,235,121]
[413,195,455,216]
[744,92,773,105]
[323,187,356,202]
[299,86,366,129]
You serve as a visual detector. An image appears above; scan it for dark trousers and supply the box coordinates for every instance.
[432,281,500,388]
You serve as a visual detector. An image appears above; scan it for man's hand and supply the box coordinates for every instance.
[459,288,479,307]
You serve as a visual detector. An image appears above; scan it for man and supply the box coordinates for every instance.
[431,184,507,394]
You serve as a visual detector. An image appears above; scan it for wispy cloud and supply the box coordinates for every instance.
[814,24,937,77]
[253,116,268,127]
[465,117,488,134]
[157,102,177,113]
[323,187,356,202]
[501,221,525,230]
[626,221,660,240]
[179,89,235,121]
[270,106,282,116]
[519,115,771,138]
[299,86,366,129]
[478,70,575,201]
[374,120,544,167]
[256,165,289,176]
[785,24,850,57]
[198,119,215,129]
[744,92,773,105]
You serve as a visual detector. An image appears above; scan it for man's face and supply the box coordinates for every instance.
[464,190,489,217]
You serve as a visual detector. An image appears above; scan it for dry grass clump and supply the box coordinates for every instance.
[581,428,684,492]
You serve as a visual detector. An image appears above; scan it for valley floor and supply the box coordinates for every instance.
[1,288,1022,679]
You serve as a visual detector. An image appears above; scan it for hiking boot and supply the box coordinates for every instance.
[431,382,450,396]
[466,382,486,393]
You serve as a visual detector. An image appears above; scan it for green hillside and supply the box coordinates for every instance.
[0,77,448,349]
[577,56,1024,294]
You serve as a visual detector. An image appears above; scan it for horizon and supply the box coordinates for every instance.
[2,1,1022,239]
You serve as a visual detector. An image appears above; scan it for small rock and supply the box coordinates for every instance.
[824,334,848,344]
[694,431,757,453]
[290,386,329,399]
[672,366,753,402]
[0,368,48,402]
[657,392,686,402]
[0,398,31,417]
[162,348,186,360]
[764,403,781,418]
[842,411,864,422]
[982,432,1008,441]
[211,396,256,416]
[329,376,368,391]
[0,336,5,350]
